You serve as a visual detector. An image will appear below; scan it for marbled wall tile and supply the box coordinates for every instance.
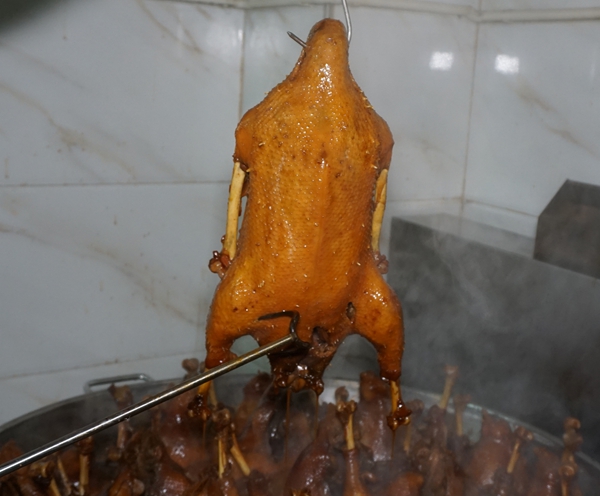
[0,352,194,426]
[0,182,229,379]
[241,5,327,113]
[332,7,476,203]
[0,0,243,186]
[482,0,600,10]
[466,23,600,230]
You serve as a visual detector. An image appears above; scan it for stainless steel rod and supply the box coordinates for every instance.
[0,316,300,479]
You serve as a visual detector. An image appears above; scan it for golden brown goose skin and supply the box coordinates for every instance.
[205,18,408,426]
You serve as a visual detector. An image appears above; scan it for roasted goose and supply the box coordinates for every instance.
[205,17,408,429]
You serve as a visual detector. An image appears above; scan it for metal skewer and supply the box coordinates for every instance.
[0,311,302,479]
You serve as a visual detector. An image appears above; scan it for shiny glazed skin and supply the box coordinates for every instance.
[205,19,405,415]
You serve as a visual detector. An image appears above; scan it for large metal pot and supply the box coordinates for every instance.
[1,374,599,493]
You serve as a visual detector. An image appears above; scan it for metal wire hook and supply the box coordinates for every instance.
[341,0,352,45]
[287,0,352,48]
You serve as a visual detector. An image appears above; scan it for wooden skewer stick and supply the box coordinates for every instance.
[49,479,62,496]
[212,408,232,480]
[55,456,72,495]
[345,405,356,451]
[208,160,245,278]
[390,380,399,414]
[438,365,459,410]
[190,365,218,422]
[560,461,577,496]
[77,437,93,496]
[371,169,388,253]
[388,380,411,431]
[507,426,533,474]
[56,455,71,494]
[208,381,218,408]
[217,437,225,479]
[29,460,62,496]
[223,161,246,260]
[188,382,213,422]
[403,424,411,455]
[335,392,369,496]
[230,431,251,477]
[79,454,89,495]
[196,381,211,400]
[453,394,470,437]
[335,388,355,450]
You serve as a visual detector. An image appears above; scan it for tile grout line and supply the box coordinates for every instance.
[459,16,480,220]
[0,181,231,189]
[0,350,199,383]
[237,7,248,122]
[158,0,600,23]
[386,197,463,205]
[464,198,537,219]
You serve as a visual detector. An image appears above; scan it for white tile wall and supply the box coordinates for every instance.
[0,183,228,379]
[0,345,269,428]
[0,0,243,185]
[332,6,477,205]
[465,22,600,234]
[0,0,243,422]
[0,352,194,427]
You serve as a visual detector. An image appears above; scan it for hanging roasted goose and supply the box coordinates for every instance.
[204,18,410,429]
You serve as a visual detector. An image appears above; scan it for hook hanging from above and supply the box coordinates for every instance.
[287,0,352,48]
[341,0,352,45]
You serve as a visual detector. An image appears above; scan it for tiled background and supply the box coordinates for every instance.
[0,0,243,422]
[2,0,600,425]
[482,0,600,9]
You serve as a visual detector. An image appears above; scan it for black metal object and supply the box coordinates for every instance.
[535,179,600,278]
